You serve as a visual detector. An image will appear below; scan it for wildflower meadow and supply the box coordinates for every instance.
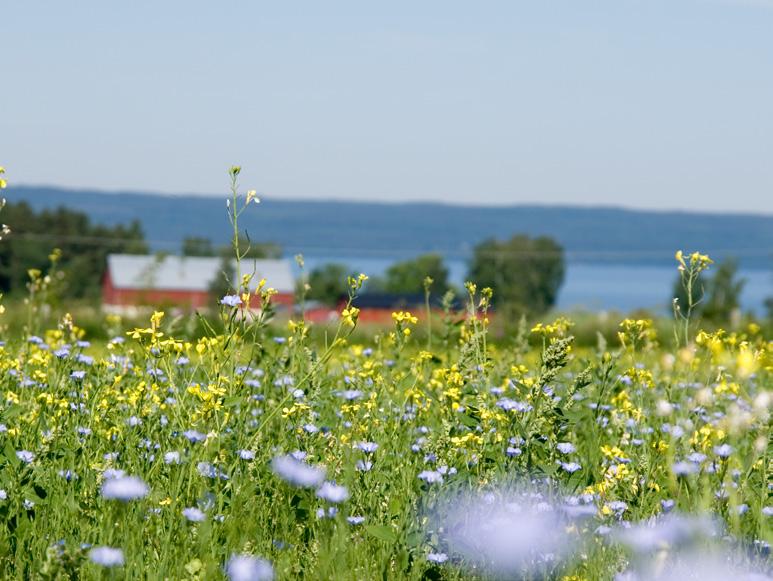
[0,167,770,580]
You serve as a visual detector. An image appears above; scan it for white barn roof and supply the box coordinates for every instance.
[106,254,295,293]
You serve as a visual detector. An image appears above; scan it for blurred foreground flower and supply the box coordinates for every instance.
[271,455,326,488]
[612,514,719,554]
[615,551,772,581]
[101,476,149,501]
[89,546,124,567]
[433,489,575,577]
[226,554,274,581]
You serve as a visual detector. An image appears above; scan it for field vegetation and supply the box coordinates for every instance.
[0,166,769,579]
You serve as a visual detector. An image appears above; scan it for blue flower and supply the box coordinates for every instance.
[271,455,326,488]
[427,552,448,564]
[183,430,207,443]
[661,499,676,513]
[316,482,349,503]
[197,462,229,480]
[672,461,698,476]
[238,449,255,460]
[89,546,124,567]
[220,295,243,307]
[164,451,182,465]
[101,476,149,501]
[560,462,582,474]
[356,441,379,454]
[58,469,78,482]
[226,554,274,581]
[418,470,444,484]
[183,507,206,522]
[356,460,373,472]
[16,450,35,464]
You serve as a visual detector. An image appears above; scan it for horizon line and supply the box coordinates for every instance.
[9,182,773,219]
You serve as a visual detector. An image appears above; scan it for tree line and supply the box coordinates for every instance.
[0,201,753,324]
[0,201,284,300]
[306,235,566,318]
[0,201,148,298]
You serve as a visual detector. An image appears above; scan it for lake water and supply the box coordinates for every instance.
[298,256,771,315]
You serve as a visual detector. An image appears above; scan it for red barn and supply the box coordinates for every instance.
[102,254,295,313]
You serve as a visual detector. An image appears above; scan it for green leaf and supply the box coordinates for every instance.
[388,496,402,518]
[365,524,397,543]
[458,414,479,428]
[223,396,244,408]
[405,530,423,548]
[3,443,18,467]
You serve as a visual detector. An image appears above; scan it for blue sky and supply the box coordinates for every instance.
[2,0,772,213]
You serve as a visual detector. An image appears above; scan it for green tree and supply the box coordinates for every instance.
[468,235,565,317]
[218,237,281,260]
[306,263,352,306]
[384,253,450,295]
[701,259,746,324]
[182,236,216,257]
[0,201,148,299]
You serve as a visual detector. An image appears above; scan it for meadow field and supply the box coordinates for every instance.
[0,170,770,580]
[0,258,770,580]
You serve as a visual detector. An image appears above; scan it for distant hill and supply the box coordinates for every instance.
[5,185,773,269]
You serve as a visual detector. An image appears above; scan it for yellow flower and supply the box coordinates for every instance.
[736,346,758,378]
[392,311,418,325]
[341,306,360,327]
[348,273,369,291]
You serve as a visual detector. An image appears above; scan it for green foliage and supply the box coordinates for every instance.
[220,236,281,260]
[0,201,147,299]
[671,258,746,328]
[306,263,352,306]
[208,254,236,301]
[701,260,746,324]
[181,236,216,257]
[467,234,565,317]
[0,289,766,579]
[383,253,450,295]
